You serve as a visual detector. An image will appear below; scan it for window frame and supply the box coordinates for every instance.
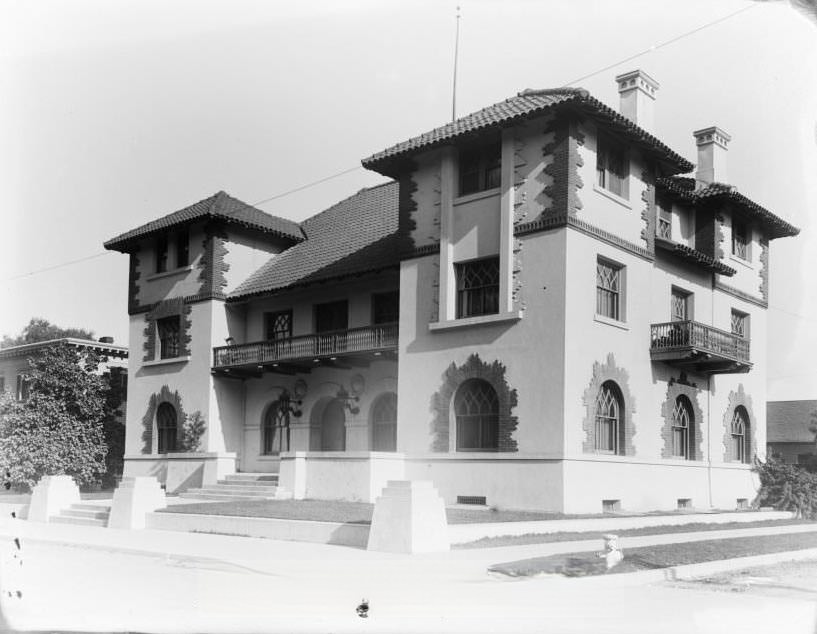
[156,402,178,454]
[594,381,624,455]
[371,392,398,452]
[657,202,672,240]
[175,231,190,268]
[596,135,630,199]
[157,315,181,359]
[262,401,290,456]
[156,236,169,273]
[671,287,693,322]
[730,406,750,464]
[595,257,625,322]
[458,141,502,197]
[671,396,694,460]
[731,309,749,339]
[731,218,750,260]
[265,310,293,342]
[372,291,400,325]
[455,256,500,319]
[454,378,500,452]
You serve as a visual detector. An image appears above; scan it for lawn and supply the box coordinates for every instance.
[488,532,817,578]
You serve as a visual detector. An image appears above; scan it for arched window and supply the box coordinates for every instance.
[731,406,750,463]
[262,401,289,455]
[157,402,177,454]
[595,381,624,454]
[672,395,694,460]
[455,379,499,451]
[371,392,397,452]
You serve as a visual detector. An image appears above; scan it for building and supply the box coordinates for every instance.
[0,337,128,402]
[104,70,799,513]
[767,400,817,464]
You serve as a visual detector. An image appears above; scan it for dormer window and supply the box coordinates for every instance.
[459,142,501,196]
[176,231,189,268]
[156,236,169,273]
[596,136,629,199]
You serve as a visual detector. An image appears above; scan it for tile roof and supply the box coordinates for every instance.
[657,177,799,239]
[362,87,694,175]
[229,182,400,299]
[0,338,128,359]
[767,400,817,444]
[104,191,304,252]
[654,237,736,276]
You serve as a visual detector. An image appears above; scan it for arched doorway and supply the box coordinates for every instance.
[371,392,397,451]
[321,399,346,451]
[157,402,178,454]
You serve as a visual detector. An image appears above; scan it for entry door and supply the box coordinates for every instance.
[321,399,346,451]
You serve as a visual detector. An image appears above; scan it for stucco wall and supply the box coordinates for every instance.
[718,213,764,298]
[221,227,286,294]
[451,190,501,262]
[133,223,206,307]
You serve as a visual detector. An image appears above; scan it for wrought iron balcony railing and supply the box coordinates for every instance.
[650,320,751,374]
[213,323,398,369]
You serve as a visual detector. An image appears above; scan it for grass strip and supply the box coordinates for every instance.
[489,532,817,578]
[455,519,814,549]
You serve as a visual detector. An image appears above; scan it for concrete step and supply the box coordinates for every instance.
[179,491,273,502]
[73,503,112,512]
[50,515,108,527]
[195,486,278,496]
[224,474,278,482]
[217,479,278,487]
[60,508,110,520]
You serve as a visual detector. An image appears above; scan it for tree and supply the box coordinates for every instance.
[0,343,110,490]
[1,318,95,349]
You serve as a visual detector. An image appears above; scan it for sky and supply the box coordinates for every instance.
[1,0,815,399]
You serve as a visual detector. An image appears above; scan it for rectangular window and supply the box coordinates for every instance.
[459,142,501,196]
[16,375,29,401]
[265,310,293,341]
[596,136,629,199]
[657,203,672,240]
[596,259,623,321]
[731,309,749,338]
[176,231,189,268]
[456,257,500,319]
[732,218,749,260]
[314,300,348,333]
[671,288,691,321]
[156,236,169,273]
[157,316,181,359]
[372,291,400,325]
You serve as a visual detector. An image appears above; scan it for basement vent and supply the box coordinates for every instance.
[736,498,749,510]
[457,495,487,506]
[602,499,621,513]
[677,498,692,510]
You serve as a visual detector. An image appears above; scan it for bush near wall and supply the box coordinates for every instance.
[753,457,817,519]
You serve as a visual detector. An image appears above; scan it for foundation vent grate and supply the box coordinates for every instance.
[457,495,487,506]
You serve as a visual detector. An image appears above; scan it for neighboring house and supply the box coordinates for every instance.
[767,400,817,464]
[0,337,128,404]
[104,69,798,513]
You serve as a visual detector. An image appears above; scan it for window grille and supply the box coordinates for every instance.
[671,291,689,322]
[731,310,748,338]
[596,260,622,321]
[456,258,500,318]
[157,402,177,454]
[157,316,181,359]
[672,396,693,459]
[731,407,749,463]
[265,311,293,341]
[594,381,622,454]
[657,217,672,240]
[455,379,499,451]
[262,401,290,455]
[459,143,501,196]
[596,138,629,198]
[371,392,397,452]
[732,220,749,259]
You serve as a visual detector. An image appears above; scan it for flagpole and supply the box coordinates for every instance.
[452,6,461,122]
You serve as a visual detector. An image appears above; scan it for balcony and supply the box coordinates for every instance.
[212,323,398,377]
[650,320,751,375]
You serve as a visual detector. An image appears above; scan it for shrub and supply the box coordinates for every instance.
[179,411,206,452]
[753,456,817,519]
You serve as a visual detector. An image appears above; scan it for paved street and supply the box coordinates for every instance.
[2,521,817,633]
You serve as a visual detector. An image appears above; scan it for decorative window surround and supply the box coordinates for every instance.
[145,265,195,282]
[660,375,704,460]
[429,310,523,332]
[142,356,192,368]
[593,184,632,209]
[141,385,187,454]
[722,384,757,463]
[582,354,636,456]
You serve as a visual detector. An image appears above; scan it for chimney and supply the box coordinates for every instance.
[693,126,731,188]
[615,70,659,134]
[98,336,114,344]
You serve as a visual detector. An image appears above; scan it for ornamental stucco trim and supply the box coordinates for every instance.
[397,160,420,256]
[581,353,636,455]
[722,383,757,462]
[142,297,193,362]
[430,353,519,453]
[660,374,704,460]
[199,223,230,298]
[715,214,726,262]
[141,385,187,454]
[128,252,141,314]
[640,168,656,253]
[759,237,769,301]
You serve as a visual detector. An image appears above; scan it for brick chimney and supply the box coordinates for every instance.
[693,126,731,188]
[615,70,659,134]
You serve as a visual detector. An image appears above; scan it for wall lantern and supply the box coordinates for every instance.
[336,374,365,415]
